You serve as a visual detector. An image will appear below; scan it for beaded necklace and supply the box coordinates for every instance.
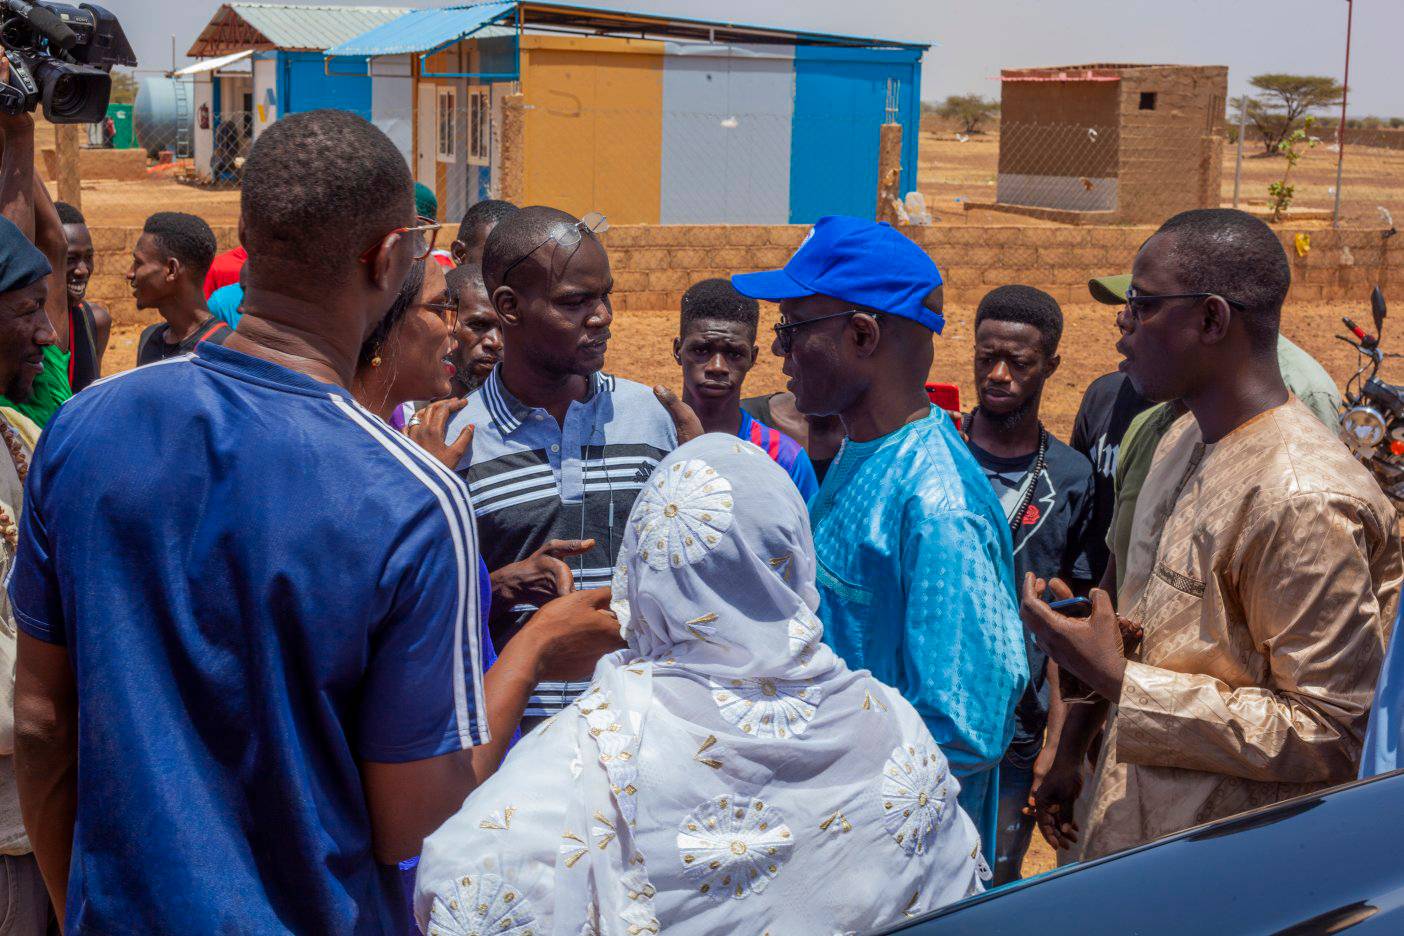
[0,418,28,549]
[963,409,1049,536]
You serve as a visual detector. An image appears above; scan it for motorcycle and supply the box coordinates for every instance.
[1338,287,1404,509]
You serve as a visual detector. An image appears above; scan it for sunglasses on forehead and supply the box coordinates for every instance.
[500,211,609,284]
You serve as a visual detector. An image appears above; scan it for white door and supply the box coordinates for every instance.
[417,83,436,187]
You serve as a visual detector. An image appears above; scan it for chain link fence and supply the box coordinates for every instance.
[49,97,1404,234]
[1227,124,1404,227]
[918,117,1404,230]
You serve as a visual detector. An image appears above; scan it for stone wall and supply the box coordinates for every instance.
[86,223,1402,327]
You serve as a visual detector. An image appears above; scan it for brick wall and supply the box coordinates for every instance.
[600,223,1401,311]
[87,223,1401,327]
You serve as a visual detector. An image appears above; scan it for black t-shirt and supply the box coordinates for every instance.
[69,301,101,392]
[136,317,232,367]
[1067,372,1152,583]
[967,429,1097,768]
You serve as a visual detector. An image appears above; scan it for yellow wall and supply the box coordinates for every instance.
[520,35,663,225]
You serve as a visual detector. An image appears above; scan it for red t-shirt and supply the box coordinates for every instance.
[203,246,247,299]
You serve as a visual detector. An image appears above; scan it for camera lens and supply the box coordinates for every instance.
[50,74,82,111]
[36,60,108,124]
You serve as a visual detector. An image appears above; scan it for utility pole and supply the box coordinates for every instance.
[1331,0,1353,228]
[1232,95,1247,208]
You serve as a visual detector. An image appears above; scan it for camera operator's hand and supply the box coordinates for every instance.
[0,54,32,132]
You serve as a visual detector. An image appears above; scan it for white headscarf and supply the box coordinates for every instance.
[416,434,986,936]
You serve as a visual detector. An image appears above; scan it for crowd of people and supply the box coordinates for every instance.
[0,104,1396,935]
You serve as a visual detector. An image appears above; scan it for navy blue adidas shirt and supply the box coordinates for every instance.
[9,343,489,934]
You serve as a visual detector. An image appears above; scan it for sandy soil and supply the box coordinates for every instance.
[917,127,1404,228]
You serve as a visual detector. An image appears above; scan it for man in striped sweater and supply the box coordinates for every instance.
[673,278,819,500]
[450,207,677,728]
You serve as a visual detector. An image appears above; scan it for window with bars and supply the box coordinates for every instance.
[468,87,490,165]
[436,86,456,162]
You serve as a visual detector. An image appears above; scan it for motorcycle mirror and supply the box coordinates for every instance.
[1371,286,1387,336]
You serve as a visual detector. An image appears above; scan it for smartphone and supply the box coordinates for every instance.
[1048,596,1093,618]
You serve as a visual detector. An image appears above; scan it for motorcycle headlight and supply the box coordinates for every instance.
[1340,405,1388,455]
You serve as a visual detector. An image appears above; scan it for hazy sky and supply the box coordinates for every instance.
[124,0,1402,117]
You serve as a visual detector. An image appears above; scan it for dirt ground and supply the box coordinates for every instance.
[72,124,1404,231]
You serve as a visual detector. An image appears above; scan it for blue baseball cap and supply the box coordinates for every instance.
[731,215,944,334]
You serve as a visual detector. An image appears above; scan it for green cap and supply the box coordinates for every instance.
[1088,273,1131,305]
[414,182,438,221]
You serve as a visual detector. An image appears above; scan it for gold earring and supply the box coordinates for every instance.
[371,351,383,367]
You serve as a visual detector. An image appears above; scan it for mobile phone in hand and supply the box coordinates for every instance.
[1048,596,1092,618]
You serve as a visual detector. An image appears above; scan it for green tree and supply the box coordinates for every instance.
[108,68,137,105]
[1241,74,1343,154]
[1267,116,1320,222]
[934,94,999,134]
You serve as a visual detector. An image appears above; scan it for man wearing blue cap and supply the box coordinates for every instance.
[732,216,1028,863]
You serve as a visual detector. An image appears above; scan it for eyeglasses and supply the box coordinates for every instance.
[359,221,443,264]
[421,297,458,333]
[500,211,609,284]
[772,308,879,354]
[1123,287,1246,322]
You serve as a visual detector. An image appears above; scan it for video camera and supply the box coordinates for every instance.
[0,0,135,124]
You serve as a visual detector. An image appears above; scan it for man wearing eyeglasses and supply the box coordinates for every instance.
[448,206,677,730]
[1022,208,1401,862]
[732,215,1028,864]
[1088,271,1342,599]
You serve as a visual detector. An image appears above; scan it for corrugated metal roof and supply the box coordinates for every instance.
[327,1,926,58]
[189,4,412,56]
[327,3,514,56]
[235,3,411,50]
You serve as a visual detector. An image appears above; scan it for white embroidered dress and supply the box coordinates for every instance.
[416,434,985,936]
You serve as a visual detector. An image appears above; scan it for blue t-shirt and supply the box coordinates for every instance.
[207,282,244,327]
[9,343,490,934]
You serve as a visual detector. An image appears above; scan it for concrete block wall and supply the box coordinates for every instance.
[600,224,1399,312]
[1116,66,1228,223]
[86,223,1400,328]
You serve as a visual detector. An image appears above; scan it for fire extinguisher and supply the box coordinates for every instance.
[198,104,210,130]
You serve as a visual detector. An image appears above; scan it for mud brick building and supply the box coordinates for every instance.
[991,63,1228,224]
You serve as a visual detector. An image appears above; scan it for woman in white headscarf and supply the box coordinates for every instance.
[415,434,987,936]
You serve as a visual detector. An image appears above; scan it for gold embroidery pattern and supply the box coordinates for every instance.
[710,676,822,738]
[579,691,641,825]
[861,688,890,713]
[693,735,723,769]
[818,811,853,834]
[677,795,794,900]
[787,608,823,665]
[592,811,617,850]
[477,806,514,831]
[685,612,721,645]
[881,741,951,856]
[426,872,538,936]
[560,831,589,869]
[630,457,734,570]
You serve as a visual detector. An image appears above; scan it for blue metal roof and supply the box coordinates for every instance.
[326,3,515,57]
[327,1,927,58]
